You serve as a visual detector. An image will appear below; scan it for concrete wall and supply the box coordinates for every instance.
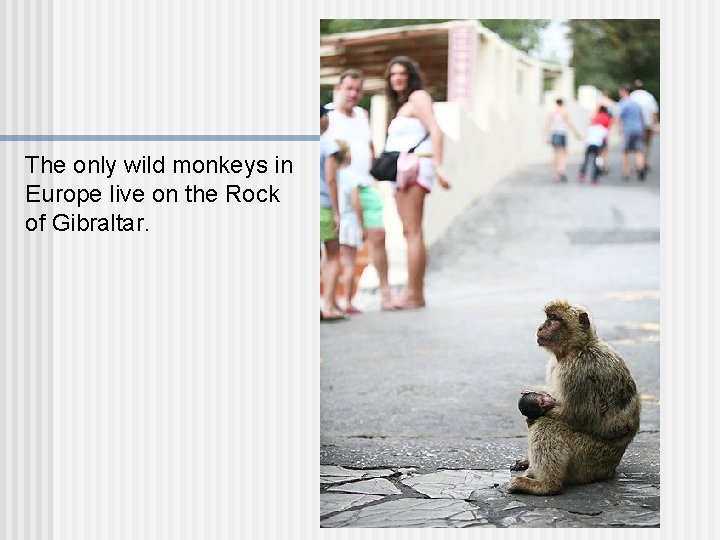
[424,98,589,247]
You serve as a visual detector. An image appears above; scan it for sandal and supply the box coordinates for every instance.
[321,309,348,322]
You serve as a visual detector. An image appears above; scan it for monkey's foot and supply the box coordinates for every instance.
[510,458,529,471]
[507,477,523,493]
[507,476,562,495]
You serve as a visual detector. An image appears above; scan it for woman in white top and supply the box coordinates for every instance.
[383,56,450,309]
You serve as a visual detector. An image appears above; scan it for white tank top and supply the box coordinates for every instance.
[326,106,373,184]
[549,108,568,134]
[384,116,432,154]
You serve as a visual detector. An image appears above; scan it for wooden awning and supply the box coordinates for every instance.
[320,25,453,98]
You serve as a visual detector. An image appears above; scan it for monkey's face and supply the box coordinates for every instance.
[536,315,563,348]
[537,301,595,355]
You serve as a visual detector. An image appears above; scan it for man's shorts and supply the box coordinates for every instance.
[550,133,567,147]
[624,133,644,152]
[320,207,338,241]
[359,185,384,229]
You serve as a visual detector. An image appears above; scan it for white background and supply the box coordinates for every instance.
[2,1,718,539]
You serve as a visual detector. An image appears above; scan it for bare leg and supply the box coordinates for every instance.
[367,227,394,309]
[643,128,653,164]
[321,239,343,316]
[557,147,568,179]
[340,245,358,311]
[622,151,631,178]
[552,148,561,180]
[635,150,646,172]
[395,185,427,308]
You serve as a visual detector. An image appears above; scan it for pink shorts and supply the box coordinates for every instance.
[393,157,433,194]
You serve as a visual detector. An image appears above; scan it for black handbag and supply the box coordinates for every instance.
[370,132,429,181]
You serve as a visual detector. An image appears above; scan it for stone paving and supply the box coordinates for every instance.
[320,465,660,528]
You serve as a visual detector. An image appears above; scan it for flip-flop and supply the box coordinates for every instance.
[321,310,348,322]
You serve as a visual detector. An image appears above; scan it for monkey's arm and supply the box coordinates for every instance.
[597,424,630,441]
[542,399,600,433]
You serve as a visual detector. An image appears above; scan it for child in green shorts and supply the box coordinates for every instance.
[320,106,345,321]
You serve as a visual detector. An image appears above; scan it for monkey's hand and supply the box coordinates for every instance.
[600,402,609,415]
[510,457,529,471]
[520,389,551,396]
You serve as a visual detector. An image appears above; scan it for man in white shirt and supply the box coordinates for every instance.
[630,79,659,164]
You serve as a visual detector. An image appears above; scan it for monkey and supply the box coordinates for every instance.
[536,300,640,440]
[518,391,556,420]
[507,300,641,495]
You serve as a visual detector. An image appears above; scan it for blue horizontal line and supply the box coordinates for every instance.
[0,134,319,142]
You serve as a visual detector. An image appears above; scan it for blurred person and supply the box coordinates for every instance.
[544,98,580,182]
[578,117,609,185]
[326,70,396,311]
[591,105,612,174]
[334,140,367,315]
[618,85,647,181]
[598,90,618,117]
[383,56,450,309]
[319,105,345,321]
[630,79,659,165]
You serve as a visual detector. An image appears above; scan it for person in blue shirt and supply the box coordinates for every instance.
[618,85,647,181]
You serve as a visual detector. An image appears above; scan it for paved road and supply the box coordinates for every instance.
[320,139,660,527]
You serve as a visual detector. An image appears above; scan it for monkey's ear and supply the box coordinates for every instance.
[579,311,591,330]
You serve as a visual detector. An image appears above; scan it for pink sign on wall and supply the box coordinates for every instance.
[448,23,477,111]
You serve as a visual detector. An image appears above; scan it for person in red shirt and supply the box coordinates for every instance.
[591,105,612,175]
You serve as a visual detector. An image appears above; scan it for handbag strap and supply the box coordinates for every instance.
[407,132,430,154]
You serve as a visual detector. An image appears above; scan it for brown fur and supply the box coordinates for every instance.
[508,300,641,495]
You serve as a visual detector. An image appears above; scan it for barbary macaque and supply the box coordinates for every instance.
[508,300,641,495]
[518,391,556,420]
